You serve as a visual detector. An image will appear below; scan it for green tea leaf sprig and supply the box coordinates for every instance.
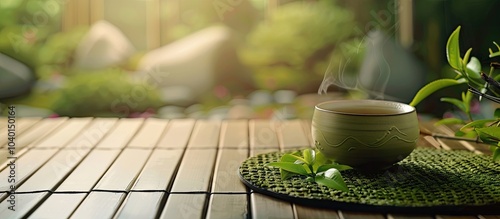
[265,149,351,192]
[410,25,500,162]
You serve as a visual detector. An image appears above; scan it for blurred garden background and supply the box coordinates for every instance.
[1,0,500,119]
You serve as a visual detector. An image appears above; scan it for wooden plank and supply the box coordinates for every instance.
[65,118,118,149]
[70,191,125,219]
[295,205,340,219]
[0,192,48,218]
[34,118,93,148]
[339,211,385,219]
[95,118,144,149]
[207,194,248,219]
[419,120,452,136]
[188,120,221,148]
[0,117,41,147]
[157,119,195,149]
[212,149,248,193]
[17,148,92,192]
[115,192,164,219]
[250,193,294,219]
[127,118,168,148]
[170,149,217,192]
[436,216,478,219]
[220,120,248,149]
[388,214,434,219]
[29,193,87,218]
[16,117,68,149]
[131,149,183,191]
[437,138,469,150]
[301,119,313,145]
[479,216,500,219]
[56,149,121,192]
[94,148,152,191]
[417,135,438,148]
[0,149,59,192]
[466,142,494,155]
[250,119,279,148]
[160,193,206,219]
[278,119,310,149]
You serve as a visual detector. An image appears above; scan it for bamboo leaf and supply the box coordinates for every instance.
[447,26,462,70]
[409,78,466,106]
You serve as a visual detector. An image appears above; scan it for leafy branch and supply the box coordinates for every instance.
[409,26,500,162]
[265,148,352,192]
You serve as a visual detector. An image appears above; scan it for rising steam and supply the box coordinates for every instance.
[318,31,398,101]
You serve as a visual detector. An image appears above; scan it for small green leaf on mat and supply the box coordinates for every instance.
[493,147,500,162]
[315,168,348,192]
[312,150,329,172]
[280,169,298,180]
[317,164,352,173]
[266,162,309,176]
[281,153,307,164]
[303,149,315,165]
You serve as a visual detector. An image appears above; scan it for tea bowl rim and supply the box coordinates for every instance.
[314,99,416,116]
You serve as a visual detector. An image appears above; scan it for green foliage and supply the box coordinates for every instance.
[0,0,61,67]
[409,78,466,106]
[36,27,89,79]
[412,26,500,162]
[239,1,362,91]
[52,69,162,117]
[446,26,462,70]
[266,148,351,192]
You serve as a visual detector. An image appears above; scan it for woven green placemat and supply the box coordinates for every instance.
[239,148,500,214]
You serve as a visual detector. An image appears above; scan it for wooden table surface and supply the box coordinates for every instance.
[0,117,498,219]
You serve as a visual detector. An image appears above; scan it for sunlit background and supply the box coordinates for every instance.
[1,0,500,119]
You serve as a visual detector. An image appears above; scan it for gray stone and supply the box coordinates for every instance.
[249,90,274,106]
[157,106,185,119]
[273,90,297,104]
[11,105,55,117]
[0,53,35,98]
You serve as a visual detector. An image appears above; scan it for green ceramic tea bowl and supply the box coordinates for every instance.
[312,99,419,170]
